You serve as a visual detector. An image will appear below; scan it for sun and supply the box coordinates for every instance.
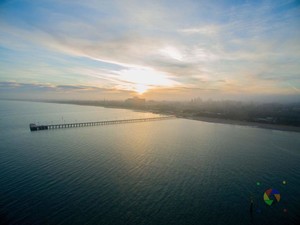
[117,68,177,94]
[136,84,148,94]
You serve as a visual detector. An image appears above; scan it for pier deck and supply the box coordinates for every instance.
[29,116,175,131]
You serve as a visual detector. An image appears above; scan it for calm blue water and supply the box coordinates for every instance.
[0,100,299,225]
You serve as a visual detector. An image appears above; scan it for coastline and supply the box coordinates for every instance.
[102,106,300,133]
[182,116,300,133]
[3,99,300,133]
[75,103,300,133]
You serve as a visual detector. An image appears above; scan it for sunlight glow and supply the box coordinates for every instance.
[117,68,177,94]
[136,84,148,94]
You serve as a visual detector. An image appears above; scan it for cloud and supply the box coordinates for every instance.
[179,25,220,36]
[0,0,300,100]
[0,81,137,100]
[0,81,130,92]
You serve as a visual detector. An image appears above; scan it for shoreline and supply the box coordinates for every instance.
[3,99,300,133]
[182,116,300,133]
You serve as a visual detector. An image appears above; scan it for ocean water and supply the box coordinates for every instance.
[0,100,299,225]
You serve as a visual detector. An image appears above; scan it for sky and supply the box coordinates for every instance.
[0,0,300,101]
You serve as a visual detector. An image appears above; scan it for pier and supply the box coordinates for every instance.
[29,116,175,131]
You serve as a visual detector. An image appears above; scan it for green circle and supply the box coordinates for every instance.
[256,182,261,186]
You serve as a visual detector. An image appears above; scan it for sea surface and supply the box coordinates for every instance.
[0,100,299,225]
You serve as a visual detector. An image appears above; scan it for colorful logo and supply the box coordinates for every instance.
[263,188,280,206]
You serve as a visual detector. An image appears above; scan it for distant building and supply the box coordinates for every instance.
[125,97,146,107]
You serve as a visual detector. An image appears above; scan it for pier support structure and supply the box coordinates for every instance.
[30,116,175,131]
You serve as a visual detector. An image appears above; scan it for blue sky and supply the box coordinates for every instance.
[0,0,299,100]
